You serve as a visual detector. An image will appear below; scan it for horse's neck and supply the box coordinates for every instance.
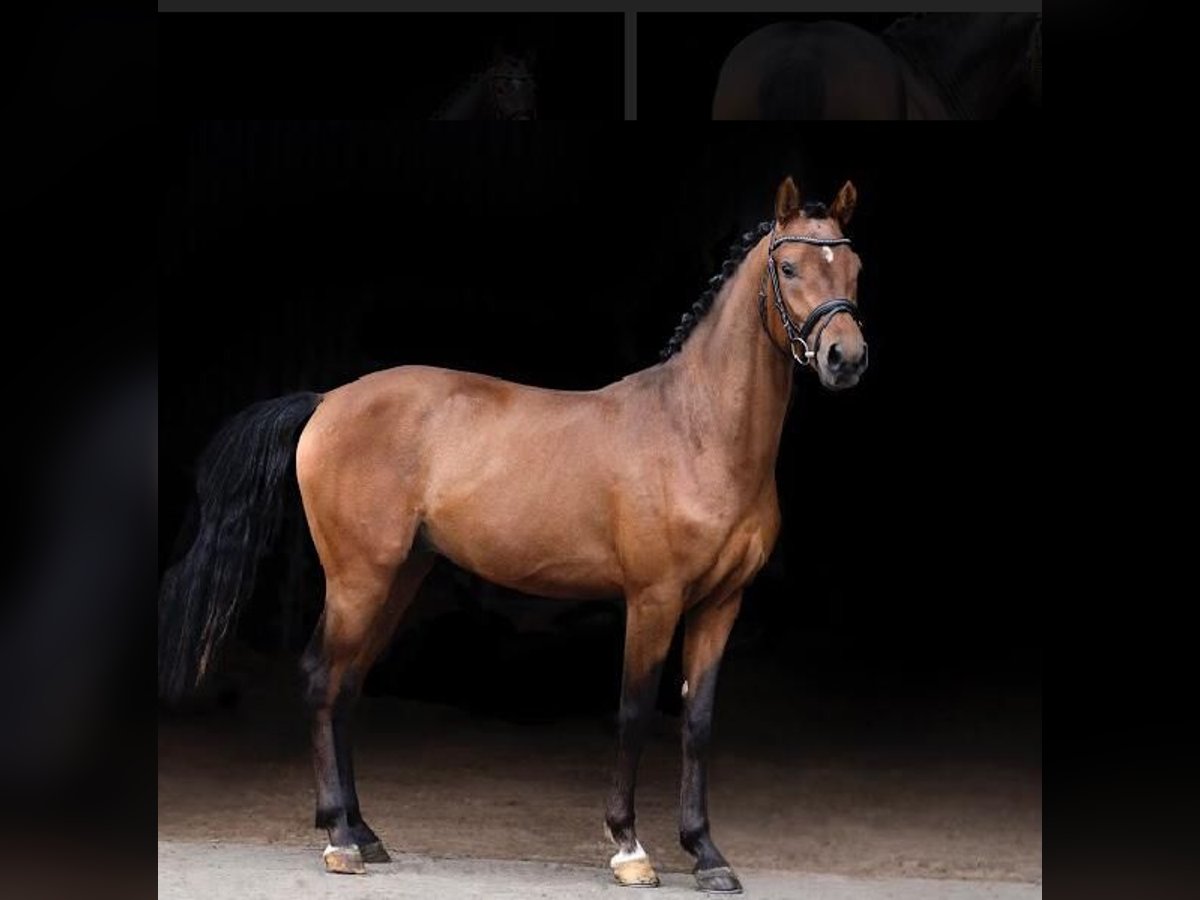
[433,74,489,120]
[887,13,1036,119]
[673,241,794,481]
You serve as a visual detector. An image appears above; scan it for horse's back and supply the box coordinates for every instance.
[300,364,609,474]
[713,21,906,120]
[296,365,629,591]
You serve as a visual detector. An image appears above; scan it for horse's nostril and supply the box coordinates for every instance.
[827,343,844,368]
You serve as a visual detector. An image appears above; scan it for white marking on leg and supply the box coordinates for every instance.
[610,840,648,869]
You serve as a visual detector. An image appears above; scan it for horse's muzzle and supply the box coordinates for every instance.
[822,342,868,389]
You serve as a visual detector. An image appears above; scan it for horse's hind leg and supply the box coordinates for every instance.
[336,555,434,862]
[302,555,433,874]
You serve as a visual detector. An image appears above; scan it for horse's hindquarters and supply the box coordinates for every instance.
[715,22,907,120]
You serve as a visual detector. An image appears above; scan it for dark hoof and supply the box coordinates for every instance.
[695,866,743,894]
[359,840,391,864]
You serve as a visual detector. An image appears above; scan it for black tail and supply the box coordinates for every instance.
[159,392,322,701]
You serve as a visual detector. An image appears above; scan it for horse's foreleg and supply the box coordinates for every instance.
[605,587,681,887]
[679,590,743,894]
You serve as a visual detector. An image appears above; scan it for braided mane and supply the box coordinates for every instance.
[660,203,828,360]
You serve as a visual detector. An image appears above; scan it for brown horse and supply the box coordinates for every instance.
[713,13,1041,120]
[159,176,868,893]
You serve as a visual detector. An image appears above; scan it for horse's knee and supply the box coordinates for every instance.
[616,694,653,733]
[683,708,713,751]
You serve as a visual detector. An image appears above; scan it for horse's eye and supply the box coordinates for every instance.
[780,262,796,278]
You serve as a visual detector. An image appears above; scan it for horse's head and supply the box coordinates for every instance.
[489,53,537,120]
[766,176,867,390]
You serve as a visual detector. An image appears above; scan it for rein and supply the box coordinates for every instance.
[757,227,862,369]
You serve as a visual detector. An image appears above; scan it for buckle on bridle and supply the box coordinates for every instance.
[789,338,814,367]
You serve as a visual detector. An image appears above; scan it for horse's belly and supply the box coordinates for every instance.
[423,483,623,600]
[479,552,622,600]
[414,383,635,597]
[429,526,622,599]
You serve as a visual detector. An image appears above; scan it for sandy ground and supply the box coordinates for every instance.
[159,663,1040,886]
[158,841,1043,900]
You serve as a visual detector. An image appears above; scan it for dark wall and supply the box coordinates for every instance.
[161,121,1041,711]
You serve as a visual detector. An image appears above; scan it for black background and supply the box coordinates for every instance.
[160,13,624,118]
[638,13,1042,120]
[161,119,1041,719]
[1,11,156,893]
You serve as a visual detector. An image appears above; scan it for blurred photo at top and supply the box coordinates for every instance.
[640,12,1042,120]
[159,13,624,120]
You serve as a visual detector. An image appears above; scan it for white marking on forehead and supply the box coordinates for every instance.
[822,246,835,263]
[681,679,689,698]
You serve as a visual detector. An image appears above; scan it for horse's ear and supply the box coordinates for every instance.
[830,180,858,227]
[775,176,801,224]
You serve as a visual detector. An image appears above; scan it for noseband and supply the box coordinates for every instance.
[758,227,862,368]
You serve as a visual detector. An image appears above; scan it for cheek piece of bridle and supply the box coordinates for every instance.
[757,227,863,369]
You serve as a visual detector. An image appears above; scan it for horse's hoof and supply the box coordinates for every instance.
[610,841,659,887]
[359,840,391,864]
[613,857,660,887]
[322,844,366,875]
[695,865,743,894]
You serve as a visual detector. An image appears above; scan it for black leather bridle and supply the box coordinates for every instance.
[758,226,863,369]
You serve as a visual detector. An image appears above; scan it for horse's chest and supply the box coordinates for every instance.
[655,489,778,586]
[687,513,776,600]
